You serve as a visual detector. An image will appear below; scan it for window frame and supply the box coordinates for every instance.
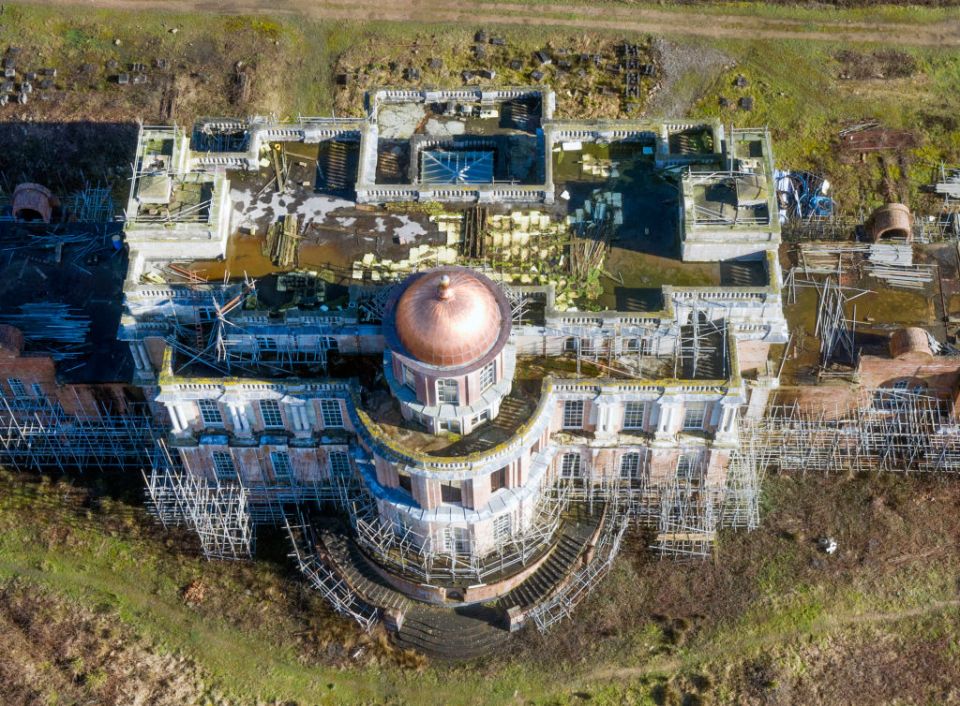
[479,360,496,393]
[441,527,471,555]
[259,399,284,429]
[619,451,643,481]
[198,399,223,426]
[270,450,294,485]
[562,400,584,429]
[320,336,338,351]
[440,480,462,504]
[256,336,278,351]
[212,451,236,483]
[682,401,707,431]
[560,452,582,478]
[328,450,351,475]
[676,453,701,483]
[623,401,645,430]
[320,399,344,428]
[403,365,416,391]
[437,378,459,405]
[493,513,512,542]
[7,378,26,398]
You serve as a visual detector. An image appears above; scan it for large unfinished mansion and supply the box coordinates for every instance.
[0,89,789,652]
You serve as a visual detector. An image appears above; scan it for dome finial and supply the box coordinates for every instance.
[437,274,452,300]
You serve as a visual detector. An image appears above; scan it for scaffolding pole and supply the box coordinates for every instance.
[144,441,254,560]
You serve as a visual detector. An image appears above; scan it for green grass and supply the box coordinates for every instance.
[3,472,959,704]
[683,38,960,211]
[2,3,958,212]
[0,2,960,701]
[474,0,960,25]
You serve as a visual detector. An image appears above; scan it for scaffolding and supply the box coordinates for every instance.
[652,452,721,559]
[356,283,398,324]
[0,391,156,472]
[284,509,379,631]
[816,276,857,368]
[0,303,92,362]
[66,186,116,223]
[144,441,254,560]
[674,305,727,380]
[343,448,573,585]
[719,427,765,531]
[745,389,960,475]
[528,499,630,633]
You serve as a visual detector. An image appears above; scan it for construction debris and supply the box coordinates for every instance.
[266,214,302,268]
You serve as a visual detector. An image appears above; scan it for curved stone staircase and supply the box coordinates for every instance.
[497,507,600,612]
[303,507,605,662]
[320,527,412,615]
[395,507,603,661]
[394,603,512,661]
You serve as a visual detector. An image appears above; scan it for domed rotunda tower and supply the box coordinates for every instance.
[383,266,515,435]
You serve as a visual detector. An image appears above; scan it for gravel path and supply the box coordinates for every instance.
[19,0,960,47]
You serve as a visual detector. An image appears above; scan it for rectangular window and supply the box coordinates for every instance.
[256,336,277,351]
[328,450,351,475]
[682,402,706,431]
[7,378,26,398]
[472,410,491,426]
[677,453,701,483]
[623,401,645,430]
[490,466,507,492]
[30,382,43,398]
[198,399,223,426]
[437,379,459,405]
[479,361,496,392]
[442,527,471,554]
[560,452,582,478]
[212,451,236,483]
[440,480,462,504]
[619,452,643,480]
[440,527,452,553]
[562,400,584,429]
[260,399,284,428]
[398,472,413,494]
[493,513,512,542]
[393,512,411,538]
[320,399,344,428]
[403,365,416,390]
[455,528,471,554]
[270,451,294,484]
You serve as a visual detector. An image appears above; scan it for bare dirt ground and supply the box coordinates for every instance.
[19,0,960,47]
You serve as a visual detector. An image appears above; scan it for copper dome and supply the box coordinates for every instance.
[393,269,504,367]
